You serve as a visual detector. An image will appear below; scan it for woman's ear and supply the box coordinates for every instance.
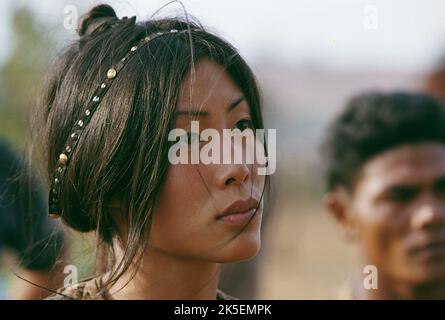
[323,187,359,242]
[107,196,129,241]
[108,196,126,220]
[109,198,121,210]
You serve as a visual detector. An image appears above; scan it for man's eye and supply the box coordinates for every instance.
[388,188,417,203]
[235,119,254,131]
[434,179,445,197]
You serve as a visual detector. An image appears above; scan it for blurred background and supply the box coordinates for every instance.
[1,0,445,299]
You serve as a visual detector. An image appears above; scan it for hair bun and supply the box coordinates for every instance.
[78,4,118,37]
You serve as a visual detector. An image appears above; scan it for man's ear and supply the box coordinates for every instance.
[323,187,358,242]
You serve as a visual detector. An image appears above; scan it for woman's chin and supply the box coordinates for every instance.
[214,232,261,263]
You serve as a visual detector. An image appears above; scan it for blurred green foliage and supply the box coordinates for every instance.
[0,6,56,147]
[0,5,96,287]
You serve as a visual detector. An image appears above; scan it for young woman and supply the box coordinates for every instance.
[38,4,267,300]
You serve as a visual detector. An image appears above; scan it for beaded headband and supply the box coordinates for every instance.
[48,27,191,218]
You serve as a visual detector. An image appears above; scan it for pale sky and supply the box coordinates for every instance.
[1,0,445,72]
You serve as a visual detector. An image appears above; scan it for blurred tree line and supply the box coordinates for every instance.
[0,6,56,148]
[0,5,96,281]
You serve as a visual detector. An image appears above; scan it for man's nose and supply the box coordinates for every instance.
[411,197,445,230]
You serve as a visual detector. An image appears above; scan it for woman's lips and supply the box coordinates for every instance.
[217,209,257,225]
[216,198,260,226]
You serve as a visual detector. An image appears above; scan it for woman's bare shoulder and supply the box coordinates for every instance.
[45,277,104,300]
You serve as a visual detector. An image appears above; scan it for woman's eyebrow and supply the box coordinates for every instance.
[175,96,245,117]
[227,96,245,112]
[175,110,209,117]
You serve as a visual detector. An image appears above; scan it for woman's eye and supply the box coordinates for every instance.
[186,132,200,145]
[235,118,254,132]
[176,132,200,145]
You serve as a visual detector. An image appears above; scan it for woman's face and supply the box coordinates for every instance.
[148,59,265,262]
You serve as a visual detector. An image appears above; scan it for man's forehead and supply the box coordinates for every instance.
[359,143,445,188]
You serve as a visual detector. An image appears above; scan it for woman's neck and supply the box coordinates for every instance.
[107,248,221,300]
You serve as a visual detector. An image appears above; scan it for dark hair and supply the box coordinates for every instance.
[34,4,264,291]
[321,91,445,192]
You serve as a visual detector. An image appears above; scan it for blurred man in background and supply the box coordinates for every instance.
[322,92,445,299]
[0,139,65,299]
[425,56,445,103]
